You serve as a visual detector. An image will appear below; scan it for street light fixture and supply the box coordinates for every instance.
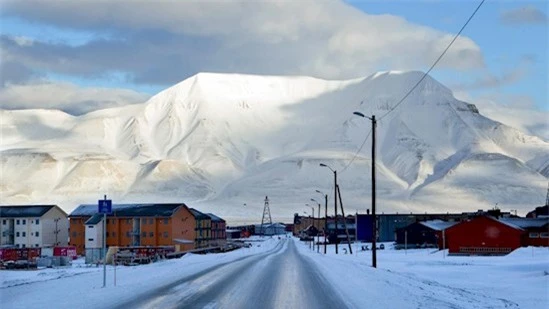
[315,190,328,254]
[353,111,377,268]
[319,163,339,254]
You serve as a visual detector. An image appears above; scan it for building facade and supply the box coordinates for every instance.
[70,203,222,254]
[0,205,69,248]
[207,213,226,247]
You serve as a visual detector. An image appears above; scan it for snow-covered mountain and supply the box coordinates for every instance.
[1,71,547,223]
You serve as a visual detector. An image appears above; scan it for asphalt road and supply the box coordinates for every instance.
[116,239,349,309]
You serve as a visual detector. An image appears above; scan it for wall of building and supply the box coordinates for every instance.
[172,207,196,251]
[70,217,89,255]
[85,222,103,249]
[42,207,69,247]
[445,216,522,254]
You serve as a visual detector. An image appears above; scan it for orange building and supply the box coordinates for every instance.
[69,203,221,254]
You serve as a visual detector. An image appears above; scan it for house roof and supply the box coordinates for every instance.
[206,213,225,222]
[0,205,57,218]
[189,208,209,219]
[85,214,104,225]
[69,203,186,217]
[500,218,549,229]
[419,220,458,231]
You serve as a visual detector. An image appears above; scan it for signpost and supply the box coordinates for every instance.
[98,195,112,288]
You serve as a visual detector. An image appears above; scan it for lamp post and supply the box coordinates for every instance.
[320,163,338,254]
[305,204,314,250]
[311,198,321,253]
[353,111,377,268]
[315,190,328,254]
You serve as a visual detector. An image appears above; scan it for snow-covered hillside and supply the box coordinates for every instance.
[1,71,547,222]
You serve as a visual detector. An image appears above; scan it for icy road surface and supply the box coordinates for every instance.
[117,239,349,309]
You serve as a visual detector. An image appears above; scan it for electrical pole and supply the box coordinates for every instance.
[324,194,328,254]
[317,202,321,253]
[371,115,377,268]
[334,170,338,254]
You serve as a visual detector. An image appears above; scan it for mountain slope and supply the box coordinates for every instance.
[1,71,547,222]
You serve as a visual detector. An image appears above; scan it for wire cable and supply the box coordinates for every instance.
[378,0,485,121]
[340,128,372,174]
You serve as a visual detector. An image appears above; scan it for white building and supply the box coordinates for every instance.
[0,205,69,248]
[84,214,104,249]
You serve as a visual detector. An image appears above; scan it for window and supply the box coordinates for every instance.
[16,219,20,225]
[163,232,168,238]
[88,225,94,228]
[22,219,26,225]
[163,218,168,224]
[22,232,26,237]
[36,232,39,237]
[88,238,94,241]
[36,219,39,225]
[106,232,110,237]
[149,232,153,237]
[126,232,130,237]
[16,232,20,237]
[22,244,26,248]
[149,218,153,225]
[35,244,39,247]
[541,232,549,238]
[72,232,77,237]
[112,232,116,237]
[142,232,146,238]
[16,244,19,248]
[529,233,540,238]
[2,220,6,225]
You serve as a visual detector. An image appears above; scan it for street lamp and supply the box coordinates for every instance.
[320,163,339,254]
[306,204,315,250]
[315,189,328,254]
[311,198,321,253]
[353,111,377,268]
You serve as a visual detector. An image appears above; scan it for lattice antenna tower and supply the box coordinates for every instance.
[260,196,272,235]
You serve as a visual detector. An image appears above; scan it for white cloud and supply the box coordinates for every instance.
[2,0,484,82]
[500,5,548,25]
[0,81,150,115]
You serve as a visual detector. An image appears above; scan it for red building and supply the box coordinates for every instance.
[500,218,549,247]
[445,216,523,255]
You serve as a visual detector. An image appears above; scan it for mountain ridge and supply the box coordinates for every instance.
[1,71,547,222]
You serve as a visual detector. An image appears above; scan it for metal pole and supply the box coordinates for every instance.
[324,194,328,254]
[371,115,377,268]
[334,170,338,254]
[103,195,107,288]
[113,253,117,286]
[336,184,353,254]
[405,230,407,255]
[442,229,446,259]
[317,203,321,253]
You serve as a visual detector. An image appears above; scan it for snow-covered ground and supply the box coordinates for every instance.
[1,237,548,308]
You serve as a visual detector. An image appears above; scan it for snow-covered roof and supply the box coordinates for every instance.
[0,205,57,217]
[206,213,225,222]
[419,220,458,231]
[70,203,186,217]
[499,218,549,229]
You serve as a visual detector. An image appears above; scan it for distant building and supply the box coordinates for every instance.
[445,216,523,255]
[70,203,223,255]
[207,213,226,247]
[500,217,549,247]
[0,205,68,248]
[526,205,548,218]
[395,220,458,249]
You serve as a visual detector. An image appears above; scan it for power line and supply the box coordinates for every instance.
[378,0,485,121]
[340,128,372,174]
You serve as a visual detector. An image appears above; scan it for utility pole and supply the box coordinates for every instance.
[371,115,377,268]
[353,112,377,268]
[324,194,327,254]
[317,202,321,253]
[334,170,339,254]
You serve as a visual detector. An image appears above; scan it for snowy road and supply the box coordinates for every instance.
[117,239,349,309]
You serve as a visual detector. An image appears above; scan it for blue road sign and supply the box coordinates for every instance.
[98,199,112,214]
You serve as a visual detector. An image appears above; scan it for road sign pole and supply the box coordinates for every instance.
[98,194,111,288]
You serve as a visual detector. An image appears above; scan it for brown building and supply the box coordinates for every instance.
[69,203,223,254]
[206,213,226,247]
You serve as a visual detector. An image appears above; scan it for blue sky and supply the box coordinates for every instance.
[0,0,547,114]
